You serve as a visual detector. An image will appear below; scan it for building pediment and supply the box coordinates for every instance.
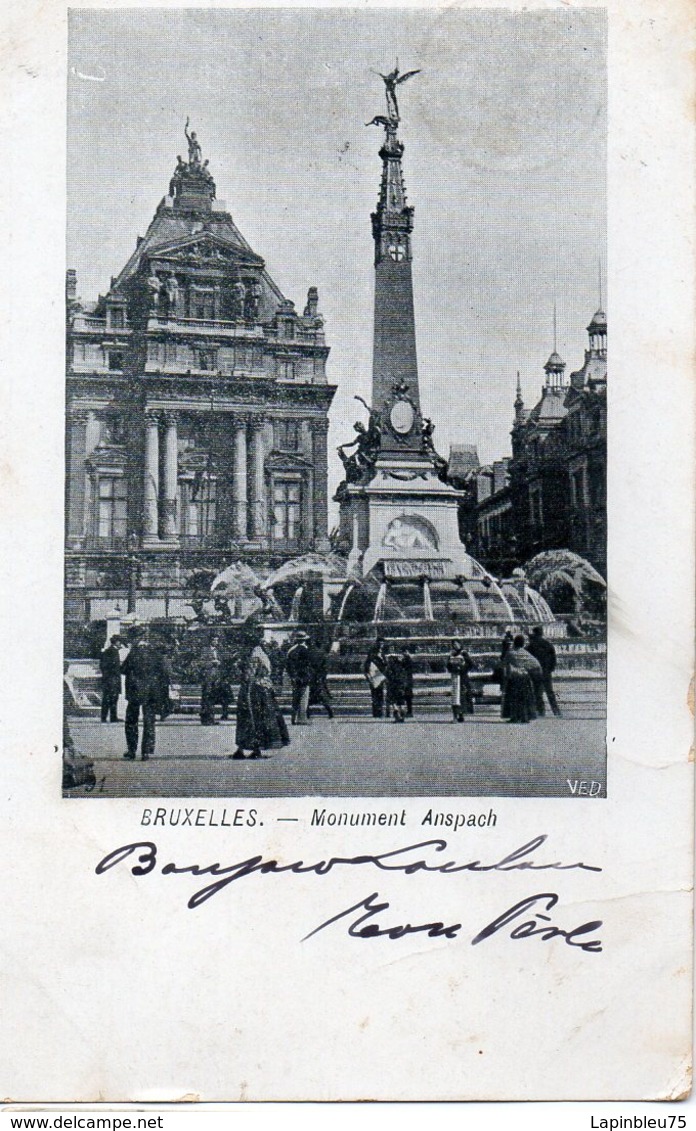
[85,443,127,473]
[178,449,212,475]
[266,451,314,472]
[149,233,263,272]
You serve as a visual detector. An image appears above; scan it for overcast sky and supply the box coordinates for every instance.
[67,8,606,501]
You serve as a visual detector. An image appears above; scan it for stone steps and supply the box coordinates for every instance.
[170,674,606,719]
[66,659,606,719]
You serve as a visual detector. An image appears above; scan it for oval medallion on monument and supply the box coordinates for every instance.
[390,398,415,436]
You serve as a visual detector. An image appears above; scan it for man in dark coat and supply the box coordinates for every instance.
[526,625,562,716]
[121,627,165,760]
[400,644,414,717]
[99,634,123,722]
[285,631,312,725]
[500,630,514,658]
[266,637,286,694]
[307,638,334,719]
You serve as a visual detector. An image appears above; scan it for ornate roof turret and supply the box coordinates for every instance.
[585,260,607,365]
[543,350,567,388]
[91,122,307,331]
[542,302,568,389]
[528,324,570,426]
[587,307,607,361]
[514,371,526,425]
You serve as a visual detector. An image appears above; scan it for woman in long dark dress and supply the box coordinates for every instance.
[502,634,542,724]
[447,640,474,722]
[231,633,290,760]
[384,649,409,722]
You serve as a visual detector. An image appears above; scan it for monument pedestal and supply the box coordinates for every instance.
[339,453,481,582]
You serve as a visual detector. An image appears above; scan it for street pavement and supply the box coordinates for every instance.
[67,713,606,798]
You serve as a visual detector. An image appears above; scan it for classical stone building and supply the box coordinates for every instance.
[451,308,607,578]
[561,309,607,574]
[507,348,576,565]
[65,133,335,632]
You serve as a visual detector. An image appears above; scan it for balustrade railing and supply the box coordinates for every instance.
[83,535,128,553]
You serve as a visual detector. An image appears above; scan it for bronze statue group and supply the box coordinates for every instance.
[99,622,561,763]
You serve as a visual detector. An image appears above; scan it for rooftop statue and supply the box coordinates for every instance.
[184,117,202,167]
[367,65,420,129]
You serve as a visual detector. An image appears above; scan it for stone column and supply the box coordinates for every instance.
[82,410,101,540]
[161,412,179,542]
[311,418,331,551]
[66,408,89,548]
[249,414,267,543]
[143,411,160,544]
[298,420,313,548]
[232,414,249,540]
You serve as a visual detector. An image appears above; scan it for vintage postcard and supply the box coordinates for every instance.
[0,0,693,1105]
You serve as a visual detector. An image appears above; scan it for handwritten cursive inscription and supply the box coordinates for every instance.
[95,835,601,910]
[303,891,462,941]
[303,890,602,951]
[472,892,603,951]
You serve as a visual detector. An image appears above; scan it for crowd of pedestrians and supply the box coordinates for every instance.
[95,621,562,762]
[500,626,562,724]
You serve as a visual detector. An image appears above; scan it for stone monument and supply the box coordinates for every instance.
[336,69,482,592]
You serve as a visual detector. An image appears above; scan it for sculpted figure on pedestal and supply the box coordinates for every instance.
[337,396,382,484]
[232,278,247,319]
[165,274,179,313]
[146,271,161,312]
[368,66,421,128]
[245,280,261,321]
[184,117,202,167]
[420,415,448,474]
[169,156,186,196]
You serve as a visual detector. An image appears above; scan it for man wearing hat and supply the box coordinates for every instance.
[99,634,123,723]
[525,625,562,717]
[121,626,166,760]
[285,630,312,725]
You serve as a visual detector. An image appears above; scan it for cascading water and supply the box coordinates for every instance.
[289,586,304,622]
[423,579,434,620]
[373,581,387,622]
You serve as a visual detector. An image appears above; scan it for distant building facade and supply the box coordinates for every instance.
[447,308,607,577]
[66,138,335,632]
[560,309,607,574]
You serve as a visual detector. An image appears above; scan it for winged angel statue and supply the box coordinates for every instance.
[366,65,421,129]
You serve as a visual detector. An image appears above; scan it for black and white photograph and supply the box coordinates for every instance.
[63,7,608,798]
[2,0,694,1108]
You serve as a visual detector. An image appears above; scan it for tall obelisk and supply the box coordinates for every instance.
[369,71,424,452]
[338,69,472,582]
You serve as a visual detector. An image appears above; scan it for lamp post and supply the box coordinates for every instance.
[127,533,139,614]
